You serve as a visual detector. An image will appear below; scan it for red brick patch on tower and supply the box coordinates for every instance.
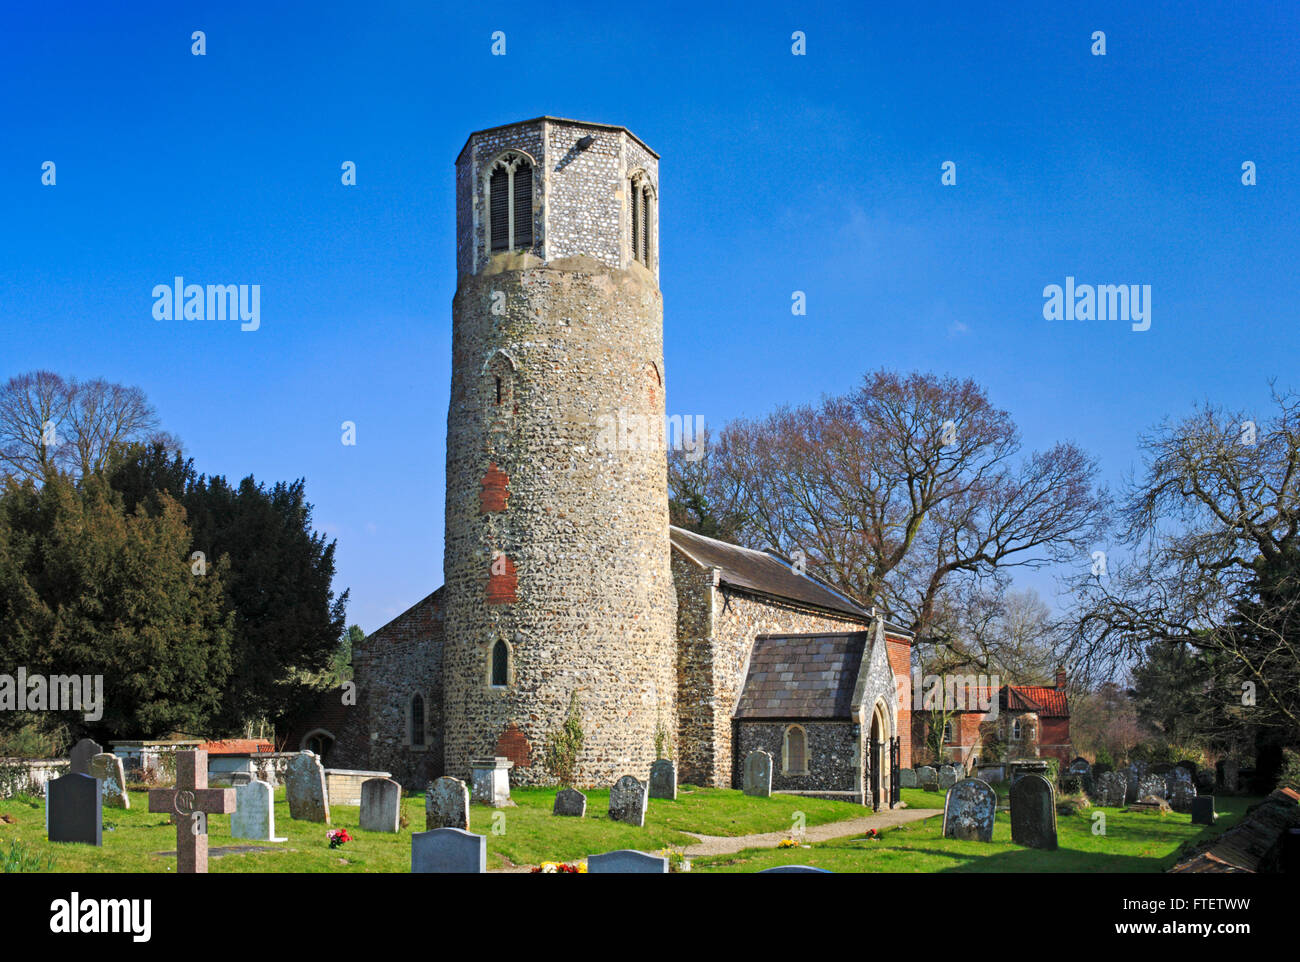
[486,552,518,604]
[495,723,531,768]
[480,463,510,513]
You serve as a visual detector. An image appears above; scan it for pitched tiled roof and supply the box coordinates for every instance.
[670,526,872,621]
[1004,686,1070,717]
[733,632,869,720]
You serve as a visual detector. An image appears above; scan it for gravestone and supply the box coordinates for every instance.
[285,751,330,823]
[1126,761,1150,800]
[937,768,958,791]
[1221,758,1240,793]
[942,778,997,842]
[899,768,918,789]
[1068,757,1092,775]
[608,775,648,827]
[648,759,677,800]
[1092,771,1127,807]
[553,787,586,817]
[426,776,470,830]
[759,865,833,873]
[1010,773,1057,850]
[89,753,130,809]
[587,849,669,873]
[743,750,773,797]
[147,750,235,873]
[1190,795,1217,826]
[68,738,103,776]
[1166,778,1197,814]
[1138,774,1166,801]
[231,778,286,842]
[360,777,402,833]
[470,756,513,807]
[916,766,938,791]
[411,827,486,873]
[47,772,102,846]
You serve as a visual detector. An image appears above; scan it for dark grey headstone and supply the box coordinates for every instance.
[942,777,996,842]
[608,775,648,826]
[1190,795,1217,826]
[743,750,773,797]
[1010,773,1058,850]
[648,759,677,800]
[899,768,918,789]
[553,787,587,817]
[47,773,102,846]
[1092,771,1127,807]
[411,827,486,873]
[68,738,103,777]
[916,766,938,791]
[426,776,470,830]
[587,849,669,873]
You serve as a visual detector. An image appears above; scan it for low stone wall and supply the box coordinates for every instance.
[325,768,393,806]
[0,758,68,799]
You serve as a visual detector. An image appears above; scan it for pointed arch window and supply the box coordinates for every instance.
[629,172,655,268]
[486,152,534,253]
[491,640,510,688]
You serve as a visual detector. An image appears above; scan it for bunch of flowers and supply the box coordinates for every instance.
[777,838,800,849]
[654,846,692,872]
[862,828,880,841]
[532,860,587,873]
[327,828,353,849]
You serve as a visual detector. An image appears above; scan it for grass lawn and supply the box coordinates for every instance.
[691,789,1261,873]
[0,784,870,873]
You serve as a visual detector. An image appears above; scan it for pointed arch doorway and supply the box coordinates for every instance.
[868,700,894,812]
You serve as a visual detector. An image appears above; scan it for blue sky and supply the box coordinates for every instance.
[2,1,1297,632]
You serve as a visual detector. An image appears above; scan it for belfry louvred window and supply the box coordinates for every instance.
[487,152,533,253]
[629,174,654,267]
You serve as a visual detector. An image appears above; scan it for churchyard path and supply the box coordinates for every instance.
[679,806,942,857]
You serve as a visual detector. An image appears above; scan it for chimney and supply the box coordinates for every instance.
[1055,666,1067,691]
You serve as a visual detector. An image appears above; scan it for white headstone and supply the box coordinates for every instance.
[231,778,286,842]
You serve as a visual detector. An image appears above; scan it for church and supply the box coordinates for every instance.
[307,118,916,809]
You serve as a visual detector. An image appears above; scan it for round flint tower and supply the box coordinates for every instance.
[443,117,676,786]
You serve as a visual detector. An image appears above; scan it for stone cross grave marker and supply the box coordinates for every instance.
[648,759,677,800]
[609,775,648,827]
[68,738,103,776]
[285,751,330,823]
[89,753,130,809]
[426,776,470,830]
[553,787,586,817]
[147,750,235,873]
[743,750,773,797]
[942,777,996,842]
[1009,773,1058,850]
[411,827,486,873]
[47,772,102,846]
[360,776,402,833]
[231,778,286,842]
[587,849,669,873]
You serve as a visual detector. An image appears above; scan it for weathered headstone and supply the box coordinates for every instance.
[470,756,513,807]
[1127,761,1150,800]
[1068,756,1092,775]
[231,778,286,842]
[1010,773,1057,850]
[1092,771,1127,807]
[360,776,402,833]
[89,752,130,809]
[899,768,918,789]
[1190,795,1217,826]
[743,750,773,797]
[942,777,997,842]
[587,849,669,873]
[1166,778,1197,814]
[147,750,235,873]
[609,775,648,827]
[1138,774,1166,801]
[47,772,102,846]
[411,827,486,873]
[285,751,330,823]
[68,738,103,777]
[937,768,958,791]
[426,776,470,830]
[917,766,938,791]
[553,787,587,817]
[648,759,677,800]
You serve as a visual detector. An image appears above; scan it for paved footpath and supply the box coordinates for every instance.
[681,806,942,858]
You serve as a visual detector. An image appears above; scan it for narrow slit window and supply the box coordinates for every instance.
[410,694,426,747]
[491,640,509,687]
